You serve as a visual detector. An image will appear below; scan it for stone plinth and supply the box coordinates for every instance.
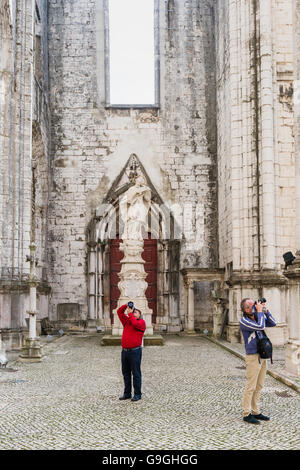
[19,338,42,363]
[112,239,154,336]
[101,335,164,346]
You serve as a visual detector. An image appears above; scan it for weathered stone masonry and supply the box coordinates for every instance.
[47,0,218,331]
[1,1,300,359]
[0,0,50,348]
[216,0,295,345]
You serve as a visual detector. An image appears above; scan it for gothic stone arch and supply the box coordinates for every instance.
[86,155,181,333]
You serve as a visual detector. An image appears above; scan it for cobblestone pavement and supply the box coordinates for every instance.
[218,340,300,387]
[206,337,300,391]
[0,335,299,450]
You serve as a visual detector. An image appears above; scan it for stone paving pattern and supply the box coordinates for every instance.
[212,337,300,390]
[0,335,299,450]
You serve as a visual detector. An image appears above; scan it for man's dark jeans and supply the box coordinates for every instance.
[121,347,142,398]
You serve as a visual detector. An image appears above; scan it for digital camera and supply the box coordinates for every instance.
[252,298,267,313]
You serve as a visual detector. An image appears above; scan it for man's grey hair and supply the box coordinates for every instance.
[241,298,251,313]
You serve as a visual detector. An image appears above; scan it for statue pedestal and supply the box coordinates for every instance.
[19,337,42,363]
[112,239,153,336]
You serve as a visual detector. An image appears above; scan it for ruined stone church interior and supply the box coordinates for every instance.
[0,0,300,374]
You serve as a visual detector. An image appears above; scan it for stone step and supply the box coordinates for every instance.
[101,335,164,346]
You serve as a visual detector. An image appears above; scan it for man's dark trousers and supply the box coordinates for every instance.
[121,347,142,398]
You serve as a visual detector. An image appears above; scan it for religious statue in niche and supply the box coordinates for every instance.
[119,175,151,240]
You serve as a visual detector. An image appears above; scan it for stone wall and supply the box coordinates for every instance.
[47,0,219,326]
[0,0,34,336]
[215,0,295,345]
[274,0,295,266]
[1,0,298,344]
[32,0,51,292]
[0,0,50,346]
[295,0,300,250]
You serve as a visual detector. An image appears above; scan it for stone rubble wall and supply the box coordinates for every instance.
[47,0,219,322]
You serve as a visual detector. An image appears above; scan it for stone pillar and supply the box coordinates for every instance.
[294,0,300,250]
[283,0,300,376]
[226,285,243,343]
[98,245,104,323]
[112,239,153,336]
[19,243,41,362]
[259,0,276,270]
[155,241,169,332]
[185,280,195,334]
[88,242,97,327]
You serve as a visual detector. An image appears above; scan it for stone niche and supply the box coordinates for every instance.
[57,303,80,322]
[194,281,215,332]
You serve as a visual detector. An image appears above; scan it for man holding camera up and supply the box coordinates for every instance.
[117,302,146,402]
[240,298,276,424]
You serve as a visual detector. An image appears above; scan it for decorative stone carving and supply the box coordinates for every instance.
[112,175,153,336]
[119,175,151,241]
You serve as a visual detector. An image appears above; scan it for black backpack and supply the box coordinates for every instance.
[255,330,273,364]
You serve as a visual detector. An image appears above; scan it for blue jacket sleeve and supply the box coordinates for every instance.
[239,312,266,332]
[265,310,276,327]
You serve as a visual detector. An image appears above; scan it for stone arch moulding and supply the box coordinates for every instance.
[86,154,181,333]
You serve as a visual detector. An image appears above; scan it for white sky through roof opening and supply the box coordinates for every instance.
[108,0,155,105]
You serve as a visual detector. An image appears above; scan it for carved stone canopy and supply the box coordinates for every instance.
[103,154,163,207]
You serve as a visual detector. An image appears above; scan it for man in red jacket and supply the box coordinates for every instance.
[117,303,146,402]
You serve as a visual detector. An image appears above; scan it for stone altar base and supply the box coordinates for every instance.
[18,338,42,363]
[101,335,164,346]
[112,296,154,337]
[0,329,24,351]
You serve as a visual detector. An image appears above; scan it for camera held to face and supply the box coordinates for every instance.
[251,298,267,314]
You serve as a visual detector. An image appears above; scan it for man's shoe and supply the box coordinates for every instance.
[243,414,260,424]
[131,396,141,402]
[119,395,131,401]
[253,413,270,421]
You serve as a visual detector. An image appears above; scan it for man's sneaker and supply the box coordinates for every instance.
[253,413,270,421]
[243,414,260,424]
[119,395,131,401]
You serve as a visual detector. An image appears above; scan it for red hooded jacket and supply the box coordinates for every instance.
[117,304,146,349]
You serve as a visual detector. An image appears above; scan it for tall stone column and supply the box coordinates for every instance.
[88,241,97,327]
[284,0,300,376]
[186,280,195,334]
[112,239,153,336]
[19,243,41,362]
